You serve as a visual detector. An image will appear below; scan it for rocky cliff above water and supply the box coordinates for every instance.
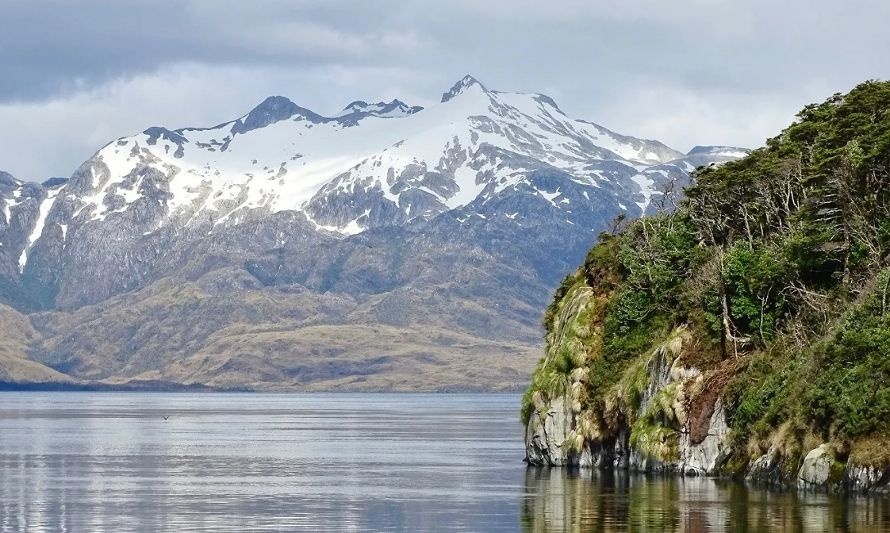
[523,80,890,493]
[525,327,733,476]
[524,329,890,493]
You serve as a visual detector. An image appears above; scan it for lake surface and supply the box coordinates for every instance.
[0,393,888,532]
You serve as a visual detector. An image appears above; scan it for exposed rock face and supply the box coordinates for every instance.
[790,445,890,494]
[746,449,786,487]
[744,444,890,494]
[526,362,890,494]
[525,394,575,466]
[678,399,732,475]
[845,463,890,493]
[525,338,734,475]
[797,444,835,488]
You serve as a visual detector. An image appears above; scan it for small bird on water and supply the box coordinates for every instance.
[163,416,169,420]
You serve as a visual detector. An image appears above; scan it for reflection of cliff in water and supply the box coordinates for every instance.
[521,468,890,532]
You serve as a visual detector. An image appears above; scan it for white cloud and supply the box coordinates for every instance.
[573,84,796,152]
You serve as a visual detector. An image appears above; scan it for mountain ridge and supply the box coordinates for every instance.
[0,76,747,390]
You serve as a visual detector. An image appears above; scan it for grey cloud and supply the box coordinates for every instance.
[0,0,888,179]
[0,1,424,101]
[3,0,887,101]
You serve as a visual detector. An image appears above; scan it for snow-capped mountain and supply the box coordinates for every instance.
[56,74,730,239]
[0,76,747,390]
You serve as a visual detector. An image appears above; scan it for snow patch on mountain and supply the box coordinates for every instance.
[687,145,752,158]
[631,173,656,211]
[3,190,21,225]
[19,185,61,272]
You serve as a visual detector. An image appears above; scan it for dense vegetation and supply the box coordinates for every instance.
[523,80,890,470]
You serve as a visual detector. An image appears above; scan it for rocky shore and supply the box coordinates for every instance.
[524,343,890,494]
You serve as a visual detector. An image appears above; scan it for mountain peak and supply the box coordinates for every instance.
[342,100,370,113]
[231,95,325,135]
[250,95,298,116]
[441,75,487,103]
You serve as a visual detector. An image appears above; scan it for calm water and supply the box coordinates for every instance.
[0,393,888,532]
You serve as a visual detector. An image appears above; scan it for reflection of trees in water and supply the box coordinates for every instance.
[521,467,890,532]
[520,468,680,532]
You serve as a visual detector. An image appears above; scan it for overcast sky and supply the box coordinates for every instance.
[1,0,888,181]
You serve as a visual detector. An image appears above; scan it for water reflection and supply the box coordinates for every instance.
[0,392,528,532]
[521,467,890,532]
[2,392,889,532]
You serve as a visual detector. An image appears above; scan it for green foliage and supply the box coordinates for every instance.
[602,289,657,360]
[726,270,890,446]
[629,384,681,462]
[522,278,595,424]
[802,273,890,437]
[519,387,536,426]
[520,345,578,425]
[629,420,679,462]
[523,80,890,464]
[722,242,793,342]
[597,215,700,361]
[543,271,581,332]
[584,232,622,289]
[782,224,842,287]
[611,350,653,415]
[725,354,797,441]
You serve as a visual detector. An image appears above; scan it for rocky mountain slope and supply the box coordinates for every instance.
[523,80,890,492]
[0,76,744,390]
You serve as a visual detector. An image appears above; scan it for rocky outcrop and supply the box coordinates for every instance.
[525,332,735,475]
[524,323,889,493]
[746,443,890,494]
[523,80,890,496]
[745,449,787,487]
[678,399,732,475]
[845,463,890,493]
[526,356,890,494]
[525,394,576,466]
[797,444,836,488]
